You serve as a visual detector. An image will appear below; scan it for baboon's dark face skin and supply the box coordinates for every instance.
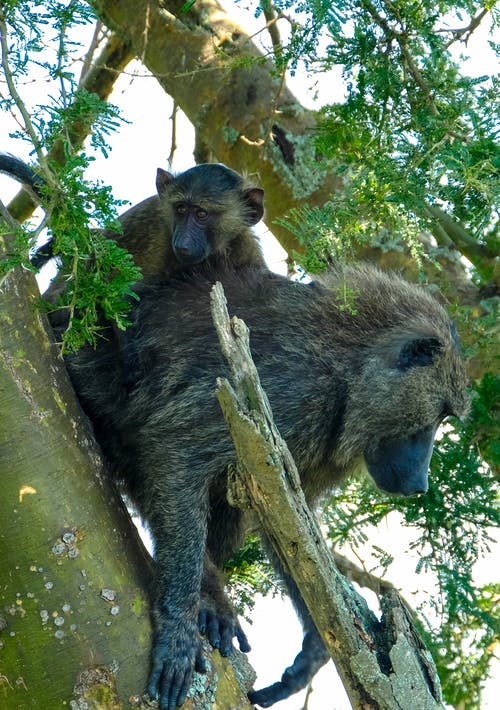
[64,264,469,710]
[365,422,438,495]
[155,163,264,267]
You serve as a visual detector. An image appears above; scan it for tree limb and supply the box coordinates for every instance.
[91,0,341,256]
[6,32,134,223]
[210,280,445,709]
[426,205,499,281]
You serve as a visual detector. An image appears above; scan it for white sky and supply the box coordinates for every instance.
[1,3,499,709]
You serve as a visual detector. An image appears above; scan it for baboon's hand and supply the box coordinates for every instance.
[147,618,207,710]
[248,629,328,707]
[248,680,290,707]
[198,602,251,656]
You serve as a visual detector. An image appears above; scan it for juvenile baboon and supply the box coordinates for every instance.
[63,263,470,709]
[0,153,266,276]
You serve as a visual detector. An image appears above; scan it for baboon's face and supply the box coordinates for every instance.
[364,423,438,495]
[340,330,470,497]
[155,164,264,266]
[169,201,216,265]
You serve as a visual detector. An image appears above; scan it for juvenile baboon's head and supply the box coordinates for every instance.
[155,164,264,265]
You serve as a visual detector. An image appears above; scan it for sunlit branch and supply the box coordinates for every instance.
[360,0,439,115]
[5,31,134,223]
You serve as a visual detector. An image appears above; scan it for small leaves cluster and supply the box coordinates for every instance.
[43,88,124,158]
[0,221,34,275]
[277,185,425,271]
[223,535,280,618]
[256,0,345,73]
[37,154,142,352]
[1,2,141,351]
[267,0,499,278]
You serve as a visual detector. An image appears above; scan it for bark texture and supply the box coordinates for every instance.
[0,223,254,707]
[211,281,445,710]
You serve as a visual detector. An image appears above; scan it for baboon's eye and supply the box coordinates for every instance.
[397,337,442,370]
[175,203,188,215]
[196,209,208,221]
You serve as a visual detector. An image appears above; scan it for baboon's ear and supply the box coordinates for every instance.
[156,168,175,196]
[397,337,442,370]
[243,187,264,225]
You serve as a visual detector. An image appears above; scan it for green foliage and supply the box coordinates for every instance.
[0,222,35,274]
[223,535,281,618]
[0,1,141,350]
[323,376,500,707]
[269,0,499,277]
[43,88,124,158]
[256,0,345,73]
[466,373,500,472]
[37,152,142,351]
[276,188,425,271]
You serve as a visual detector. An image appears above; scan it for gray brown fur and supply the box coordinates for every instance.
[81,164,266,277]
[135,165,265,274]
[63,263,469,709]
[0,154,266,276]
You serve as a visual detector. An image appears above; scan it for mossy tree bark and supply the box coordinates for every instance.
[0,239,151,706]
[0,231,254,707]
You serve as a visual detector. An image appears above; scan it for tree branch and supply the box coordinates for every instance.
[360,0,439,114]
[333,552,395,596]
[91,0,341,256]
[441,8,491,48]
[259,1,284,63]
[426,205,499,281]
[6,31,134,223]
[210,281,445,709]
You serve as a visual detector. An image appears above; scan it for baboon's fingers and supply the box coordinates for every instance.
[248,681,290,707]
[235,621,251,653]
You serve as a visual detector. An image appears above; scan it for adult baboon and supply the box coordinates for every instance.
[63,263,470,709]
[0,153,266,276]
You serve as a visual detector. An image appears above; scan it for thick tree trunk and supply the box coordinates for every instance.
[0,261,152,706]
[0,244,254,707]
